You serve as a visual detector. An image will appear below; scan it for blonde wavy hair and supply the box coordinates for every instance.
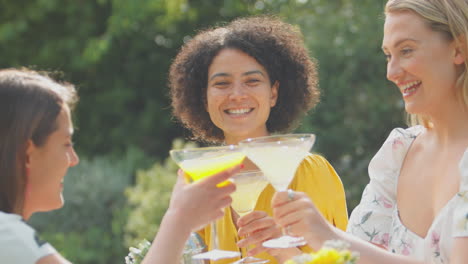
[385,0,468,128]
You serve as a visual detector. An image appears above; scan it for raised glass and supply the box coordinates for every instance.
[230,171,269,264]
[170,145,245,261]
[239,134,316,249]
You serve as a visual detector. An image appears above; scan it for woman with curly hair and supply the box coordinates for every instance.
[169,16,348,264]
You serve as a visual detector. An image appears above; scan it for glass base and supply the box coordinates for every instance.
[231,256,269,264]
[262,235,307,248]
[192,249,241,260]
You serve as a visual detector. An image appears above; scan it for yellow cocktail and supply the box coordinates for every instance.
[169,145,245,261]
[179,152,245,183]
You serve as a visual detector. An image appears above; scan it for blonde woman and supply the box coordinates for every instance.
[272,0,468,263]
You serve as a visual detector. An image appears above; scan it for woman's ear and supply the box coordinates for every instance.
[270,81,279,107]
[25,139,35,169]
[453,36,467,65]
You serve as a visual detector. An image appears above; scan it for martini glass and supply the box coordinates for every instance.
[170,145,245,261]
[238,134,316,249]
[230,170,269,264]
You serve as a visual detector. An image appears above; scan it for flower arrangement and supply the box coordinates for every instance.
[125,239,151,264]
[285,240,359,264]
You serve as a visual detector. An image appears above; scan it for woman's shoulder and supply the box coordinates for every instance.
[294,153,341,185]
[0,211,28,231]
[368,126,424,178]
[299,153,336,175]
[0,211,56,262]
[382,125,424,147]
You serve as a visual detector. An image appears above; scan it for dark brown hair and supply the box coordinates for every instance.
[169,16,319,143]
[0,68,78,214]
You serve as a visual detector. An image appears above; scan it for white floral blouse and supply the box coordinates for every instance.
[347,126,468,264]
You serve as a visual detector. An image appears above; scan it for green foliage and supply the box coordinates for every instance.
[29,148,152,264]
[0,0,259,158]
[124,139,197,247]
[3,2,409,258]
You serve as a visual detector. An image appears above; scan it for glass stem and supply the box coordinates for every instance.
[211,221,219,250]
[211,207,224,250]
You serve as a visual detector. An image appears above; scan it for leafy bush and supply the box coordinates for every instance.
[124,139,197,247]
[29,147,152,264]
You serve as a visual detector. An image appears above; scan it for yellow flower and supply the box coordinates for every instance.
[311,249,341,263]
[286,240,359,264]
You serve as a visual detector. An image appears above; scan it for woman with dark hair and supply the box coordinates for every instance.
[169,16,348,264]
[271,0,468,263]
[0,68,239,264]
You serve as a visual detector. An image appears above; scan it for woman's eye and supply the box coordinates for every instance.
[401,48,413,55]
[246,79,260,85]
[214,81,229,86]
[384,53,391,62]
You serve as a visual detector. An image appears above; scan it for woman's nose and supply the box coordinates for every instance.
[386,58,403,83]
[229,81,247,100]
[69,148,80,167]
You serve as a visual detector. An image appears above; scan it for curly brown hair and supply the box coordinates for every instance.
[169,16,319,143]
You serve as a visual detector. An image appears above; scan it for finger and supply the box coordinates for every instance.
[215,180,236,195]
[271,190,290,207]
[247,245,267,256]
[210,195,233,212]
[171,169,188,194]
[271,190,306,208]
[237,210,268,227]
[242,226,279,246]
[237,226,279,253]
[175,169,187,185]
[198,164,242,186]
[273,196,313,220]
[238,216,276,237]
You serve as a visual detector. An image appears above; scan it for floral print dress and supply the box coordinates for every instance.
[347,126,468,264]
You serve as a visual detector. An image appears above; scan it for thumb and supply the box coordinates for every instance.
[173,169,188,190]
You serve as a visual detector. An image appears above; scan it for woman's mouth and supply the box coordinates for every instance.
[400,81,421,98]
[224,108,254,115]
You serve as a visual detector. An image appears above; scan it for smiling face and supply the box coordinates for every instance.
[383,11,464,116]
[23,105,79,219]
[206,49,278,144]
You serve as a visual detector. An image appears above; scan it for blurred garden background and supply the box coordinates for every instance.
[0,0,405,263]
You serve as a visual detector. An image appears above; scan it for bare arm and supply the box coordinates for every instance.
[331,229,423,264]
[449,237,468,264]
[142,166,239,264]
[272,191,426,264]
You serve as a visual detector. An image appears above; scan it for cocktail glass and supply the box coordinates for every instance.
[170,145,245,261]
[238,134,316,249]
[230,170,269,264]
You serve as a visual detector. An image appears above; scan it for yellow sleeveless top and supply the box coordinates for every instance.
[197,154,348,264]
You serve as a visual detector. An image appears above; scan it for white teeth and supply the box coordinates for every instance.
[226,108,251,114]
[400,81,421,91]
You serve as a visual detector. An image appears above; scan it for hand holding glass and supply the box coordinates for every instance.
[230,171,269,264]
[170,145,245,261]
[239,134,315,249]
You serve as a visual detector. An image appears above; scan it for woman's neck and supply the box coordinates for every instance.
[425,102,468,147]
[224,130,270,145]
